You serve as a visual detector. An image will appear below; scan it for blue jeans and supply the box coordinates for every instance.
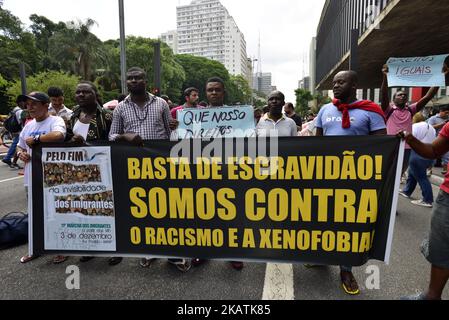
[403,151,434,204]
[4,135,19,162]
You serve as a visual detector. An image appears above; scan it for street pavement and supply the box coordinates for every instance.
[0,162,448,300]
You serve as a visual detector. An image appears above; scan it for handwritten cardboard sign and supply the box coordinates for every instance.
[387,54,448,87]
[176,106,256,139]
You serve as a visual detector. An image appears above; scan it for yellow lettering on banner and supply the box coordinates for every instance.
[128,158,140,179]
[197,229,211,246]
[169,188,195,220]
[270,157,284,180]
[268,189,289,222]
[311,231,322,250]
[352,232,359,252]
[228,228,238,248]
[185,229,196,246]
[272,229,282,249]
[211,158,222,180]
[197,158,210,180]
[130,187,148,218]
[141,158,155,179]
[149,188,167,219]
[300,156,315,179]
[358,156,373,180]
[357,190,378,223]
[242,229,256,248]
[336,232,351,252]
[196,188,215,220]
[322,231,336,252]
[227,157,238,180]
[156,228,167,245]
[130,227,141,245]
[259,229,272,248]
[245,189,266,221]
[167,228,178,246]
[325,156,340,179]
[178,159,192,180]
[285,157,300,180]
[341,152,357,180]
[359,232,372,253]
[314,189,333,222]
[213,229,224,247]
[154,158,167,179]
[145,227,155,245]
[297,230,310,250]
[291,189,312,222]
[283,230,295,249]
[316,156,323,179]
[239,157,253,180]
[254,157,269,180]
[217,188,236,221]
[334,189,356,223]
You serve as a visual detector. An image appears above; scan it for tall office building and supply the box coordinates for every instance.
[176,0,249,78]
[159,30,179,54]
[253,72,272,96]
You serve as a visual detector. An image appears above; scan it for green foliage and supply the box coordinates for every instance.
[48,19,107,80]
[7,71,80,108]
[103,37,185,103]
[175,54,235,104]
[0,74,10,114]
[314,92,332,110]
[0,8,43,80]
[228,75,252,105]
[295,88,314,117]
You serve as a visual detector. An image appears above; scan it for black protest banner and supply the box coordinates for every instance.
[32,136,402,266]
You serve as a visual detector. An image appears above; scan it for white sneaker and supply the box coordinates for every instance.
[399,191,410,199]
[426,169,432,177]
[411,200,433,208]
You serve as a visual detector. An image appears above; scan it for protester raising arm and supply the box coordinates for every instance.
[381,64,390,112]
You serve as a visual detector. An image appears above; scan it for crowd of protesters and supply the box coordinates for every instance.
[1,63,449,299]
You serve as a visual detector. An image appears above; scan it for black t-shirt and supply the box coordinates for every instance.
[290,114,302,128]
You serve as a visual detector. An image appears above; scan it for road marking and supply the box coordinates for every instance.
[0,176,23,184]
[262,263,295,300]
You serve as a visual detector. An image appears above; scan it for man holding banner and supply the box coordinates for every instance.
[315,70,387,296]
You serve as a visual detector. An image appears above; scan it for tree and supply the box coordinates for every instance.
[49,19,107,80]
[102,37,185,102]
[0,8,43,80]
[228,75,252,105]
[175,54,233,104]
[295,88,313,117]
[29,14,67,70]
[0,74,10,114]
[7,71,80,109]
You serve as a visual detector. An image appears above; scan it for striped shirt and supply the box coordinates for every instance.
[109,93,172,141]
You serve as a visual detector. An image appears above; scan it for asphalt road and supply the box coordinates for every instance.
[1,163,448,300]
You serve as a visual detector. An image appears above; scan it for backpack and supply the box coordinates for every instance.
[0,213,28,250]
[4,110,21,133]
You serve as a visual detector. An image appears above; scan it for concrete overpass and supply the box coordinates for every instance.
[316,0,449,90]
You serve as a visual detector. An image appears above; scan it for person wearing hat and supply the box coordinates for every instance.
[16,92,66,264]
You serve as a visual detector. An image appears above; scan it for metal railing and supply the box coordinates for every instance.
[316,0,392,87]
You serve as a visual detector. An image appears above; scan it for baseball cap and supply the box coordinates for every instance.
[18,92,50,104]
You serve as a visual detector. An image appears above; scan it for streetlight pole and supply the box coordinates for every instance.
[118,0,127,94]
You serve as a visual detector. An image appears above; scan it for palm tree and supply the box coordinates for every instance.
[49,19,107,80]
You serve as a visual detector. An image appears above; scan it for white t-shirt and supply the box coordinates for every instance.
[413,122,436,145]
[256,114,298,137]
[18,116,66,186]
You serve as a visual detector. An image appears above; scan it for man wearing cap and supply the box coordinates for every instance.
[16,92,66,264]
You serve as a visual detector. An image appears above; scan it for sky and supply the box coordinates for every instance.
[3,0,326,103]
